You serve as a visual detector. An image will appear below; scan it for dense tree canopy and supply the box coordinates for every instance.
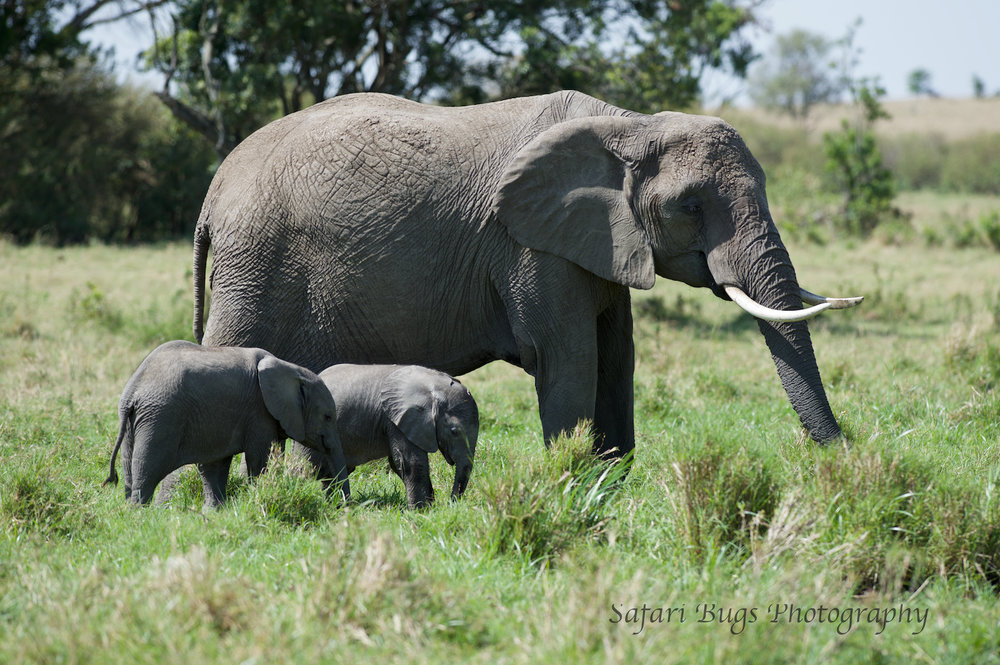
[2,0,761,243]
[145,0,761,157]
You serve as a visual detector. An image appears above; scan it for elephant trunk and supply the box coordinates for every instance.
[451,461,473,500]
[712,210,843,444]
[447,433,475,500]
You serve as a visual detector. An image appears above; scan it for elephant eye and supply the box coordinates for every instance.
[680,198,702,218]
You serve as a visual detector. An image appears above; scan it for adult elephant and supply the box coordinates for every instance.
[193,91,860,458]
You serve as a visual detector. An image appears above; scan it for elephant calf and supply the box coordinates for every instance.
[293,364,479,508]
[104,340,348,507]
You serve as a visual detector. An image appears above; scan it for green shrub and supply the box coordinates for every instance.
[0,60,214,245]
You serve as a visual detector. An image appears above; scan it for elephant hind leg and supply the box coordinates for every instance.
[198,457,234,509]
[129,435,178,505]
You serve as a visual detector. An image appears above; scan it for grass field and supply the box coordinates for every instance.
[2,207,1000,662]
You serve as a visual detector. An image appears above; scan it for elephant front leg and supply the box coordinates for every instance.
[533,344,599,447]
[593,292,636,459]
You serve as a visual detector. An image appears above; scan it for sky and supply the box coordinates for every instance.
[742,0,1000,101]
[95,0,1000,103]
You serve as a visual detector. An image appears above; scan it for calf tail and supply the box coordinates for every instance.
[103,404,132,487]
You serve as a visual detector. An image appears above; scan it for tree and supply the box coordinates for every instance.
[973,74,986,99]
[748,29,845,119]
[822,79,897,236]
[1,0,167,72]
[491,0,759,115]
[818,22,897,237]
[907,68,938,98]
[144,0,762,158]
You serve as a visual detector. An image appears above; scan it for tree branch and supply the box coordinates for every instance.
[154,91,235,157]
[63,0,172,36]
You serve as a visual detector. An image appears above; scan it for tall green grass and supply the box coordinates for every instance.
[2,230,1000,663]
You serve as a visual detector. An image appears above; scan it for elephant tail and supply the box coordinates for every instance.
[192,222,210,344]
[103,404,132,487]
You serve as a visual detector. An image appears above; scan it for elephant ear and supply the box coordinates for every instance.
[492,115,656,290]
[379,367,440,454]
[258,355,307,442]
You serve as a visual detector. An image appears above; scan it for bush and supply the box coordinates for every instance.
[823,114,897,237]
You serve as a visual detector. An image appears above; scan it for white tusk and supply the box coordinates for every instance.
[725,285,831,322]
[799,288,865,310]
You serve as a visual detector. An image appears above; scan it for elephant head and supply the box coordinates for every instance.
[494,112,860,443]
[258,355,344,459]
[380,367,479,505]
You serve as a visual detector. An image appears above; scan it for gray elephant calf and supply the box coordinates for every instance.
[293,364,478,508]
[104,340,348,507]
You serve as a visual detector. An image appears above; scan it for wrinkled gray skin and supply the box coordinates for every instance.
[293,365,478,509]
[195,91,844,457]
[104,340,348,507]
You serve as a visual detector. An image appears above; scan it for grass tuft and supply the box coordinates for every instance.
[479,424,630,565]
[664,441,780,557]
[0,471,95,538]
[240,450,339,527]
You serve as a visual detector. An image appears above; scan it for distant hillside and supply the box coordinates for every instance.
[721,97,1000,140]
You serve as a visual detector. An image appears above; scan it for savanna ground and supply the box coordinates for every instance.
[1,185,999,662]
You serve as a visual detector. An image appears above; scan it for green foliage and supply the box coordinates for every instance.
[933,210,1000,251]
[940,134,1000,195]
[148,0,761,153]
[0,0,93,71]
[575,0,758,113]
[906,68,938,98]
[0,5,215,245]
[973,75,986,98]
[822,79,899,237]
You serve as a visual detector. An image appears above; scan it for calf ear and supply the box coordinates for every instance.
[379,367,439,453]
[258,356,307,442]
